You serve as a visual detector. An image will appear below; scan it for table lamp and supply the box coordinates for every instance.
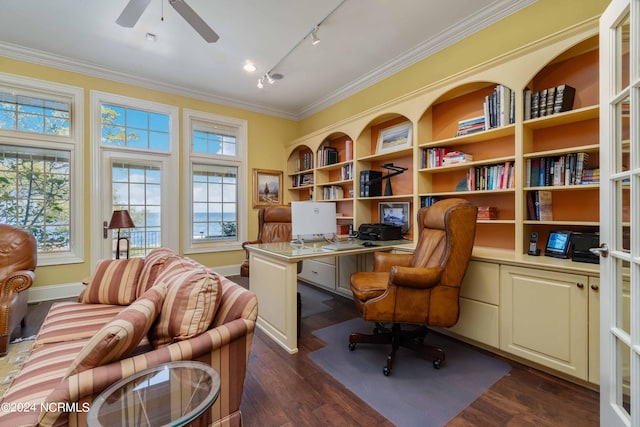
[108,210,135,259]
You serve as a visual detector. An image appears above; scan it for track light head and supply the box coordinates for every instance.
[266,73,275,84]
[257,78,264,89]
[311,28,320,45]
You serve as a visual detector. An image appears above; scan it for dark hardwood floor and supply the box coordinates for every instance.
[19,279,599,427]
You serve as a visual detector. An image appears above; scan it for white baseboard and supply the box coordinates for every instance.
[28,264,242,303]
[29,282,84,303]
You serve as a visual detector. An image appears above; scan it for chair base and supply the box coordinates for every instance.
[348,323,445,376]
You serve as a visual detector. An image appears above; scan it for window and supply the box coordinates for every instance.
[184,109,247,253]
[91,91,178,263]
[0,73,84,265]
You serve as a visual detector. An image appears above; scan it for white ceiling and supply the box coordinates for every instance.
[0,0,535,120]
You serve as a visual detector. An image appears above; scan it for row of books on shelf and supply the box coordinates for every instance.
[296,152,314,172]
[340,163,354,181]
[525,152,593,187]
[317,146,339,167]
[421,148,473,168]
[524,84,575,120]
[292,173,313,187]
[455,84,515,136]
[463,162,515,191]
[321,185,345,200]
[527,190,553,221]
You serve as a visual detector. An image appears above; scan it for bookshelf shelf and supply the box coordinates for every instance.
[317,160,353,172]
[357,146,413,163]
[523,105,599,130]
[419,156,516,173]
[524,220,600,227]
[523,143,600,158]
[420,188,516,197]
[524,184,599,191]
[419,124,516,149]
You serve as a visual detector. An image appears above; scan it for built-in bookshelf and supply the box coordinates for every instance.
[285,26,602,259]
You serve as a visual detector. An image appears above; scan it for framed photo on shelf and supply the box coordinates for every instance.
[376,121,412,154]
[253,168,283,208]
[378,201,410,234]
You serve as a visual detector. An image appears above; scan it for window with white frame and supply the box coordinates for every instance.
[0,74,84,265]
[184,109,247,252]
[92,91,178,260]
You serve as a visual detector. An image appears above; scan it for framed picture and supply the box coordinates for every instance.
[253,168,283,208]
[378,201,410,234]
[376,121,412,154]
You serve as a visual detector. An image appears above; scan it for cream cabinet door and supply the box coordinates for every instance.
[500,265,588,379]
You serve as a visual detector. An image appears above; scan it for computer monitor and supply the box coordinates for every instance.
[378,202,410,234]
[291,201,337,241]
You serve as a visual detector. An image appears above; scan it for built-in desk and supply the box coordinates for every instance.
[245,240,412,354]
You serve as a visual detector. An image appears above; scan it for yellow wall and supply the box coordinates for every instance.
[0,58,298,287]
[0,0,611,288]
[298,0,610,135]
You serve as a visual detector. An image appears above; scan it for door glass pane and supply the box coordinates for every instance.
[616,14,630,92]
[111,161,161,257]
[617,180,631,252]
[615,258,631,335]
[615,96,630,174]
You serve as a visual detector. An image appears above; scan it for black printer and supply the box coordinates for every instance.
[571,232,600,264]
[358,223,403,241]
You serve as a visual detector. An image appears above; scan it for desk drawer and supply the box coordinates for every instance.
[298,259,336,290]
[447,297,499,347]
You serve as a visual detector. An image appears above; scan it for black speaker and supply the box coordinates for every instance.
[571,233,599,264]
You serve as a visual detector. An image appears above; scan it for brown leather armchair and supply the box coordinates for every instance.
[241,205,297,277]
[0,224,37,356]
[349,198,477,375]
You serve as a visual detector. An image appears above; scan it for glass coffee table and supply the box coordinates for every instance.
[87,361,220,427]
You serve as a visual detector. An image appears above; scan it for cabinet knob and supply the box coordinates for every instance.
[576,282,585,289]
[591,284,599,291]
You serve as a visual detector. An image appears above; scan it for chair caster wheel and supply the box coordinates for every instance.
[349,343,356,351]
[383,367,390,376]
[433,359,442,369]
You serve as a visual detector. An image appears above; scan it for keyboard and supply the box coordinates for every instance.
[322,242,364,251]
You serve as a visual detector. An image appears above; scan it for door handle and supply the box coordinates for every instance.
[589,243,609,258]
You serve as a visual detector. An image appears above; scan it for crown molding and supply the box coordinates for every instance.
[296,0,537,119]
[0,42,299,121]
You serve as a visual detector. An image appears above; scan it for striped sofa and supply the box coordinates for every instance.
[0,249,258,427]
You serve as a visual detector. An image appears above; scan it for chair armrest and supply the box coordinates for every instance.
[389,266,443,289]
[0,270,35,302]
[372,252,413,272]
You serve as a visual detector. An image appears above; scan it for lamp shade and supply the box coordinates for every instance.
[108,210,135,229]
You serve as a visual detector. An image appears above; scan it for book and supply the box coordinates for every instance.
[359,170,382,197]
[553,84,576,114]
[537,190,553,221]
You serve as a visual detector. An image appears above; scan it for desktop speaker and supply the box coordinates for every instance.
[571,232,599,264]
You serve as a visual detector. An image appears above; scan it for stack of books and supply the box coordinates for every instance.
[456,116,486,136]
[442,151,473,165]
[581,168,600,184]
[477,206,497,220]
[524,84,576,120]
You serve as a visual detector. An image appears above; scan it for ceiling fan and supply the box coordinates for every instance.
[116,0,219,43]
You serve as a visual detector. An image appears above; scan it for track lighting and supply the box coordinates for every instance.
[252,0,346,90]
[311,27,320,45]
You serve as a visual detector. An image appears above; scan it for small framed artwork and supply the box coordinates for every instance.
[253,168,283,208]
[378,201,410,234]
[376,121,412,154]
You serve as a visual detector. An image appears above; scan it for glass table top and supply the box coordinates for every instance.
[87,361,220,427]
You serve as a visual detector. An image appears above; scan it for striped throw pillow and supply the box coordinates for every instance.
[80,258,144,305]
[65,284,166,376]
[149,256,222,347]
[137,247,177,298]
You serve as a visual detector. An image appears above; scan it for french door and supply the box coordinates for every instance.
[599,0,639,425]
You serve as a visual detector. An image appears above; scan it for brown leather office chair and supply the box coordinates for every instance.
[241,205,299,277]
[349,198,477,375]
[0,224,37,356]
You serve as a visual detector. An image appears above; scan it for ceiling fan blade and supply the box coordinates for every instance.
[116,0,152,27]
[169,0,219,43]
